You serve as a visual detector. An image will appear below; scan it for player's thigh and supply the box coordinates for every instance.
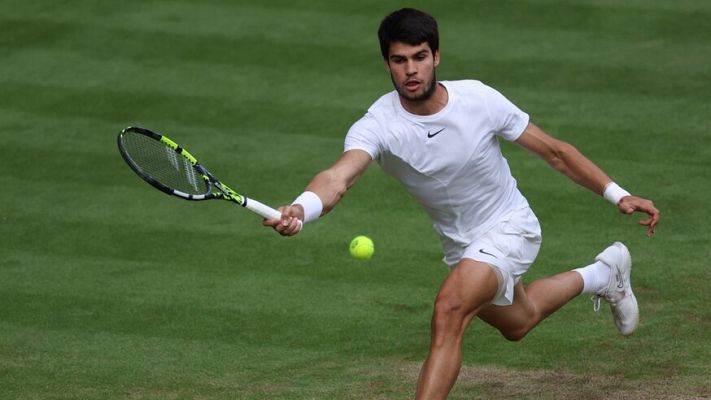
[477,280,536,334]
[436,259,501,318]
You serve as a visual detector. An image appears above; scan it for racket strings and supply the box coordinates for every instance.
[120,132,209,195]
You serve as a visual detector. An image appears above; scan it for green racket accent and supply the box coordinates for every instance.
[160,136,198,165]
[159,136,179,150]
[219,183,246,204]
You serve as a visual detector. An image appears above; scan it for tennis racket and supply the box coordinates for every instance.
[117,126,282,221]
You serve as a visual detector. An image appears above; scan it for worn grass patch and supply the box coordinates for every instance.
[393,361,711,400]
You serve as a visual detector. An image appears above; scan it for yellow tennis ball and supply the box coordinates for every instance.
[349,235,374,260]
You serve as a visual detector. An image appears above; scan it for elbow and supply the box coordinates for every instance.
[546,141,576,172]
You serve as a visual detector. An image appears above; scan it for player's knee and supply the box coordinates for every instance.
[433,296,464,324]
[501,327,529,342]
[499,302,539,342]
[431,296,465,339]
[499,317,539,342]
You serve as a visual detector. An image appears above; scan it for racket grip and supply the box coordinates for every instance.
[244,197,282,220]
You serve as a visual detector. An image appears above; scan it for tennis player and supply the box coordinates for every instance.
[264,8,659,399]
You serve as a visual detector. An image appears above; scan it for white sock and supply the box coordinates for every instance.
[573,261,610,294]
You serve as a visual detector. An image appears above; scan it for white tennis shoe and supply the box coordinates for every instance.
[593,242,638,336]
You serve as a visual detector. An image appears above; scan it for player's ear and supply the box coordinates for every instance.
[433,50,440,67]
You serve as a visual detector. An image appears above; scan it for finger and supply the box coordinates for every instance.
[644,207,660,225]
[291,218,304,234]
[646,221,656,236]
[270,216,288,233]
[283,217,296,234]
[276,217,291,234]
[648,212,660,236]
[264,206,289,229]
[638,216,658,237]
[281,217,303,236]
[619,203,635,215]
[262,217,280,227]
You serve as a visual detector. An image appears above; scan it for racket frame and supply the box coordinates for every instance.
[118,126,281,220]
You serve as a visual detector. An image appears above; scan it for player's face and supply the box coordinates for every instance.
[385,41,440,103]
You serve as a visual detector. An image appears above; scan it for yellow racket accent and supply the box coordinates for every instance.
[160,136,198,165]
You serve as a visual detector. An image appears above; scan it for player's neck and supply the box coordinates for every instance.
[400,83,448,116]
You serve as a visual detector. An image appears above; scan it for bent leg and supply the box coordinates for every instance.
[479,271,584,341]
[415,259,500,400]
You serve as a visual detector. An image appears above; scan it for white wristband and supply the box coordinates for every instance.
[292,191,323,223]
[603,182,631,205]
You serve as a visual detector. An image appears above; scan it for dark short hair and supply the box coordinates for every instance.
[377,8,439,60]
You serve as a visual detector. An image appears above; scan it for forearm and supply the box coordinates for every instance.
[304,169,351,216]
[517,123,612,196]
[516,123,658,236]
[296,149,371,219]
[547,142,611,195]
[268,170,347,235]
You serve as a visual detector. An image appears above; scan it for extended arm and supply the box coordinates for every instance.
[263,149,372,236]
[515,123,659,236]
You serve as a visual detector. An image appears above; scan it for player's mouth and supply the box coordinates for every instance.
[404,80,421,92]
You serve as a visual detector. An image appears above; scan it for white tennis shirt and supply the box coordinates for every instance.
[344,80,531,261]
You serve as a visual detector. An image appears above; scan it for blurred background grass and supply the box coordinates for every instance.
[1,1,709,398]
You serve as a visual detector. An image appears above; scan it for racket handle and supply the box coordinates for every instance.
[243,197,282,220]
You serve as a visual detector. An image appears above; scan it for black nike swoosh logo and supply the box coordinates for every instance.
[616,268,624,289]
[478,249,497,258]
[427,128,446,138]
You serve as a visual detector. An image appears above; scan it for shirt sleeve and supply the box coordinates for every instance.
[344,113,381,160]
[482,84,530,142]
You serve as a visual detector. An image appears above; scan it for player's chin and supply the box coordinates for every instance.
[399,86,430,102]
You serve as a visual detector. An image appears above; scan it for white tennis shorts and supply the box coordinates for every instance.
[446,206,542,306]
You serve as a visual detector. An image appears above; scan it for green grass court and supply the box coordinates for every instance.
[1,1,710,398]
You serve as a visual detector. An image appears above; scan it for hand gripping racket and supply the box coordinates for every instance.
[117,126,282,221]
